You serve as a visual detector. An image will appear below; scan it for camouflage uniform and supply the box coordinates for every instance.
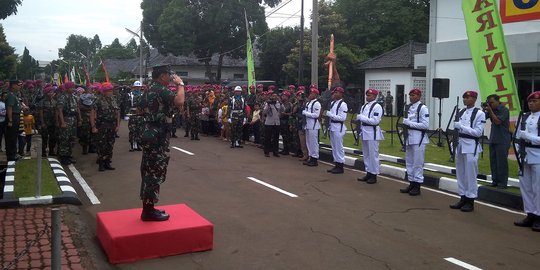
[56,92,79,163]
[94,95,119,164]
[280,100,293,154]
[229,95,246,147]
[78,94,94,154]
[39,96,57,156]
[139,83,176,203]
[128,91,143,150]
[187,95,201,140]
[183,95,191,137]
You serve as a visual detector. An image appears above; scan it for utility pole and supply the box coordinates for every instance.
[311,0,318,86]
[139,21,144,83]
[298,0,304,86]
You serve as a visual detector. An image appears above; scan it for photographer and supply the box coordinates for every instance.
[263,92,283,157]
[483,94,511,189]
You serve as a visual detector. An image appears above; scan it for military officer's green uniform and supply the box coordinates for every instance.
[187,94,201,140]
[93,92,119,171]
[39,90,57,157]
[56,86,79,165]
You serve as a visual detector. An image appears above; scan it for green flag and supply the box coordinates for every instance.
[462,0,521,117]
[245,12,256,90]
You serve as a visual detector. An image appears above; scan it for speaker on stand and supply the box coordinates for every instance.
[432,78,450,147]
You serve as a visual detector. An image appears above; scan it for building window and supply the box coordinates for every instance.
[368,80,391,93]
[233,74,244,79]
[413,78,427,103]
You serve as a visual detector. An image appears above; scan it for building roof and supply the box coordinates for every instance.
[357,41,427,70]
[104,49,256,77]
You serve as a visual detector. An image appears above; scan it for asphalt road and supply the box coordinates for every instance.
[66,122,540,270]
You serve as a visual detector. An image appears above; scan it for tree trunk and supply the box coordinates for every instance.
[204,57,214,83]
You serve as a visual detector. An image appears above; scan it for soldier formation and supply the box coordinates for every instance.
[2,74,539,230]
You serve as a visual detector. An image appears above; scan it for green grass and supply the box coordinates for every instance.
[14,159,62,198]
[322,115,520,179]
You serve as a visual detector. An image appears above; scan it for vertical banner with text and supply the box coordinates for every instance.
[245,11,256,90]
[462,0,521,118]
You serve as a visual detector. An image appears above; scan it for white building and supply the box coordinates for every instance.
[417,0,540,129]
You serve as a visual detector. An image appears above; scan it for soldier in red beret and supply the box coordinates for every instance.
[302,87,322,166]
[450,90,485,212]
[514,91,540,231]
[279,90,293,155]
[357,88,384,183]
[56,82,81,165]
[325,87,348,174]
[400,88,429,195]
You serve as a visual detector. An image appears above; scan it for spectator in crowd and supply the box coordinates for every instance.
[483,94,511,189]
[22,107,35,156]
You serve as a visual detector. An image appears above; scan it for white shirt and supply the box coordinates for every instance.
[325,99,348,132]
[405,101,429,145]
[517,111,540,164]
[457,107,486,154]
[303,99,321,130]
[357,100,384,141]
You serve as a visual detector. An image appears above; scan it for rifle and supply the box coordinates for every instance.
[396,100,409,152]
[450,96,460,162]
[513,111,527,176]
[350,113,359,145]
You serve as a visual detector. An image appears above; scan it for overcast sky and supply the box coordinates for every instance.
[1,0,313,61]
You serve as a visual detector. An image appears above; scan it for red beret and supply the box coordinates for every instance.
[101,82,114,92]
[310,88,320,95]
[462,90,478,98]
[366,88,378,95]
[288,85,296,89]
[63,81,75,90]
[249,85,255,89]
[267,90,274,95]
[257,84,264,88]
[409,88,422,96]
[242,85,247,89]
[282,91,291,97]
[43,86,54,94]
[296,90,304,96]
[298,86,305,90]
[332,87,344,93]
[527,91,540,101]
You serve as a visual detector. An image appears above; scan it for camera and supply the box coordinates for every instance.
[481,102,489,109]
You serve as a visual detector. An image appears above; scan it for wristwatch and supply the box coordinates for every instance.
[178,82,185,86]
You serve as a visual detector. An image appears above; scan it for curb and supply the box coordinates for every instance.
[317,147,523,210]
[0,158,82,208]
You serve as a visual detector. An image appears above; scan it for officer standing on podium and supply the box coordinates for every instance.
[139,65,185,222]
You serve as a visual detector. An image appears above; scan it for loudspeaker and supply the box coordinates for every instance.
[432,78,450,98]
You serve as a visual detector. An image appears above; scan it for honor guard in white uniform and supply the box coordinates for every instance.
[302,87,321,167]
[357,88,384,184]
[514,91,540,232]
[325,87,348,174]
[450,90,486,212]
[400,88,429,196]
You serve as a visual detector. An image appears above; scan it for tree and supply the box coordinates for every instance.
[98,38,136,59]
[0,0,23,20]
[334,0,429,57]
[91,34,102,51]
[0,24,17,80]
[16,47,39,80]
[142,0,281,82]
[259,26,301,85]
[59,34,93,63]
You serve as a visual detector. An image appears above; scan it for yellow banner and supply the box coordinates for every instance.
[500,0,540,23]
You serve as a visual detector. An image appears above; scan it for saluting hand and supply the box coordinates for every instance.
[91,127,98,134]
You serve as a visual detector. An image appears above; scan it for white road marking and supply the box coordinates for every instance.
[246,177,298,198]
[172,146,195,156]
[444,257,482,270]
[320,161,525,216]
[68,165,101,205]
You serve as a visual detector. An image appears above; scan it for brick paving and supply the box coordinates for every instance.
[0,206,84,270]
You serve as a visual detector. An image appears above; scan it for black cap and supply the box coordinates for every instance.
[152,65,171,80]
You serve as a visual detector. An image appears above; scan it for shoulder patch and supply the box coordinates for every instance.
[481,120,486,123]
[425,114,429,117]
[374,113,379,116]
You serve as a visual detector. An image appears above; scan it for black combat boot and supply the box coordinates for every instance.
[82,145,88,155]
[358,173,372,182]
[184,130,189,137]
[69,157,77,164]
[366,174,377,184]
[141,203,170,222]
[303,157,312,166]
[191,133,195,140]
[60,156,71,165]
[306,158,318,167]
[88,145,96,153]
[171,132,178,138]
[231,141,235,148]
[134,142,142,151]
[194,133,200,140]
[330,163,344,174]
[400,182,414,193]
[327,163,338,173]
[129,142,134,152]
[514,213,535,227]
[104,160,115,170]
[460,197,474,212]
[532,215,540,232]
[98,160,105,172]
[450,196,467,209]
[408,182,421,196]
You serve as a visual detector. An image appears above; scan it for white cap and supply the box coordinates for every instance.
[133,81,142,87]
[234,86,242,92]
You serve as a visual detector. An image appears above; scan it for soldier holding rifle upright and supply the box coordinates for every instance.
[449,91,485,213]
[514,91,540,232]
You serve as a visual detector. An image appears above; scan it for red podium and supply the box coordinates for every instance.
[96,204,214,264]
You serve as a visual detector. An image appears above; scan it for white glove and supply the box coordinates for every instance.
[228,118,232,124]
[302,110,307,116]
[454,122,461,129]
[403,119,411,126]
[521,132,531,142]
[358,115,368,122]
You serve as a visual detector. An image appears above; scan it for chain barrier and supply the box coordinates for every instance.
[2,221,51,270]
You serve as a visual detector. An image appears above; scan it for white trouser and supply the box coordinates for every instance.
[455,144,479,198]
[520,163,540,215]
[406,144,425,183]
[362,140,380,174]
[306,129,319,159]
[330,130,345,163]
